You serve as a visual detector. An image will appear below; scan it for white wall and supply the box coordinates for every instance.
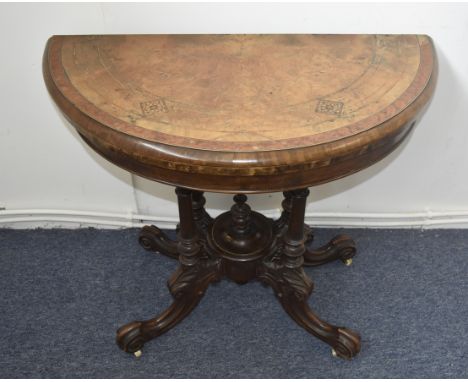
[1,2,468,229]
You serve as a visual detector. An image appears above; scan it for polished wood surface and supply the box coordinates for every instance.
[43,34,437,193]
[43,34,438,360]
[49,34,426,150]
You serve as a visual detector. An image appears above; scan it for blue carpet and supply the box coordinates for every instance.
[0,228,467,378]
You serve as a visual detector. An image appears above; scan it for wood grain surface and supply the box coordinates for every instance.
[43,34,437,193]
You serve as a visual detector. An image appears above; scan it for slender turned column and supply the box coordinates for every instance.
[192,191,207,228]
[231,194,253,237]
[175,187,200,266]
[273,191,293,234]
[191,191,213,234]
[283,188,310,268]
[281,191,294,220]
[191,191,205,212]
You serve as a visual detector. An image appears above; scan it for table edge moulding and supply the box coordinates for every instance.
[43,34,436,193]
[43,34,437,360]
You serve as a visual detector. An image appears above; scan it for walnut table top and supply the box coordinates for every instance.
[43,34,437,193]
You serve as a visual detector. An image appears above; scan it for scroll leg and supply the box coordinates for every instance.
[139,225,179,260]
[118,187,220,355]
[116,260,220,354]
[276,191,355,267]
[264,188,360,359]
[258,266,361,359]
[139,191,212,259]
[304,234,356,267]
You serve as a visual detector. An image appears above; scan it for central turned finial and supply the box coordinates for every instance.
[231,194,252,237]
[207,193,273,283]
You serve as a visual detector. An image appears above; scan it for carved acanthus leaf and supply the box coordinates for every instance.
[281,268,313,300]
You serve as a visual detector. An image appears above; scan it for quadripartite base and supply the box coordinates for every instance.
[116,189,360,360]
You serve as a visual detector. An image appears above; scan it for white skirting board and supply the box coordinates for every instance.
[1,209,468,229]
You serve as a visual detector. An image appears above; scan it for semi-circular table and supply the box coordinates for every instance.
[43,34,437,360]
